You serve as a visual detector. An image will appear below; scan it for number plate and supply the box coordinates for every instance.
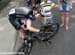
[9,8,15,14]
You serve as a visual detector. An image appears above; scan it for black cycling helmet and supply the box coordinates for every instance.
[9,7,33,19]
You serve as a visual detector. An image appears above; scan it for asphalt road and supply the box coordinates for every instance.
[14,0,75,55]
[0,0,20,54]
[0,0,75,55]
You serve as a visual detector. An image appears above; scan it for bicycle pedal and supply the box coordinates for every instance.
[24,40,27,44]
[41,37,46,41]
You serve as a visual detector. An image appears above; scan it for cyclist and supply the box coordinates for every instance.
[8,7,43,40]
[58,0,73,30]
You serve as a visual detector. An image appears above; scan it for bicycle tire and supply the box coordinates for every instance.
[15,42,26,55]
[16,41,33,55]
[50,23,59,35]
[25,42,33,55]
[42,23,59,41]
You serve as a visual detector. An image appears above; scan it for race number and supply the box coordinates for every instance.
[9,8,15,14]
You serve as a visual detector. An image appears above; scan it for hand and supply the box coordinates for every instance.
[70,6,73,9]
[21,25,25,30]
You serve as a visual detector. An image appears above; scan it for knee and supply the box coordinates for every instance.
[60,13,64,17]
[18,29,24,32]
[66,13,69,18]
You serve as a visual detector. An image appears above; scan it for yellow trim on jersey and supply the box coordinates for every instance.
[41,3,52,7]
[41,4,51,7]
[43,14,52,17]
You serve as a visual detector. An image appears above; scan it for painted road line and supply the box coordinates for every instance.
[0,52,24,55]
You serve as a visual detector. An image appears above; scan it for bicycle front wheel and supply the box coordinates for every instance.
[16,42,33,55]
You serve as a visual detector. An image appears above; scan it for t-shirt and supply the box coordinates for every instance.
[60,0,70,6]
[40,0,55,16]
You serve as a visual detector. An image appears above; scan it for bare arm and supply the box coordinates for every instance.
[69,0,73,9]
[27,20,40,32]
[51,3,58,9]
[58,0,61,5]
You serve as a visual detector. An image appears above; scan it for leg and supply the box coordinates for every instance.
[18,29,25,40]
[65,12,69,30]
[60,12,65,27]
[17,19,26,40]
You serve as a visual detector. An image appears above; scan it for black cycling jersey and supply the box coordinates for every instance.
[8,7,33,30]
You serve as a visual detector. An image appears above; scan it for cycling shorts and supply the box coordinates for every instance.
[9,14,32,30]
[59,4,70,12]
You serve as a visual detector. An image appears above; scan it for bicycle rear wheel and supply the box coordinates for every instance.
[50,23,59,34]
[42,23,59,41]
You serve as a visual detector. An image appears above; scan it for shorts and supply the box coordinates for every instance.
[9,14,32,30]
[9,14,23,30]
[59,4,70,12]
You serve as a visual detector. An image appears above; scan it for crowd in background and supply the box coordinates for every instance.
[19,0,73,31]
[26,0,41,7]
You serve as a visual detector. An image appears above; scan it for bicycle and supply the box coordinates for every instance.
[15,15,59,55]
